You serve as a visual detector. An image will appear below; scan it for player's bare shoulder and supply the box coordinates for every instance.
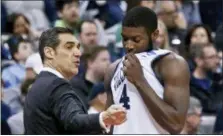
[162,52,187,64]
[158,52,190,82]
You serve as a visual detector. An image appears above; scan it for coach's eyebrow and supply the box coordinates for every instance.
[65,41,76,45]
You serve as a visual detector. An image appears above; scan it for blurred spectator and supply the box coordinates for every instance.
[2,86,22,115]
[154,19,170,50]
[1,2,7,33]
[88,83,107,113]
[126,0,156,11]
[70,46,111,106]
[183,24,213,71]
[215,23,223,51]
[155,1,187,47]
[5,13,41,51]
[1,101,12,134]
[185,24,213,49]
[84,0,124,29]
[214,106,223,134]
[181,97,202,134]
[3,1,50,31]
[55,0,80,35]
[1,43,12,60]
[176,0,202,28]
[199,0,223,32]
[78,20,98,53]
[43,0,58,27]
[25,53,43,80]
[2,37,33,89]
[217,51,222,74]
[190,44,223,114]
[140,0,156,10]
[215,24,223,74]
[7,78,35,134]
[1,85,12,134]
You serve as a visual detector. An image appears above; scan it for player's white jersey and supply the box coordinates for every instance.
[111,49,171,134]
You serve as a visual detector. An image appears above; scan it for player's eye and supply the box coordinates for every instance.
[123,37,128,42]
[134,37,140,43]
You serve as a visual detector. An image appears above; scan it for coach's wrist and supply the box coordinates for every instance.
[99,112,110,133]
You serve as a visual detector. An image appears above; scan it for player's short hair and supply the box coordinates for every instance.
[39,27,73,62]
[123,6,158,34]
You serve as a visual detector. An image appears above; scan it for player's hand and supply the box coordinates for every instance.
[123,53,145,85]
[102,105,127,126]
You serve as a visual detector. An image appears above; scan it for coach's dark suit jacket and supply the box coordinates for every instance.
[24,71,103,134]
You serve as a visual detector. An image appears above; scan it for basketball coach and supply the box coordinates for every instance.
[24,27,126,134]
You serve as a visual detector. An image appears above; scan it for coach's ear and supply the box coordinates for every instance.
[151,29,159,41]
[44,46,55,60]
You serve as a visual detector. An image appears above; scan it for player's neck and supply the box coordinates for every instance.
[85,70,99,84]
[193,68,207,79]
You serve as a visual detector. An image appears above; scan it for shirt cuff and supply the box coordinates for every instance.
[99,112,111,133]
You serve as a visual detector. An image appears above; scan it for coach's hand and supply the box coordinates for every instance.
[102,105,127,126]
[123,53,145,85]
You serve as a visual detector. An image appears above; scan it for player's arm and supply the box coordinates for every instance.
[104,60,120,109]
[123,53,190,134]
[104,59,121,134]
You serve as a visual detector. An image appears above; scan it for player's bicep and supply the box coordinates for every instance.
[161,55,190,114]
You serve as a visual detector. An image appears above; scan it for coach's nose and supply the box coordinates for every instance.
[73,47,81,58]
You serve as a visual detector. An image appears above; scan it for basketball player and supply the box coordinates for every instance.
[104,6,190,134]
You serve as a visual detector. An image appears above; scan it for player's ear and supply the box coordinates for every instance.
[151,29,159,41]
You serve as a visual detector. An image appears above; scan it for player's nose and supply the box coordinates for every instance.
[125,42,135,52]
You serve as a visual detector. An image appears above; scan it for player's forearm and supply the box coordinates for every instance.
[134,79,184,134]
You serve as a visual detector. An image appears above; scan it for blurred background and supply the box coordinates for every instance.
[1,0,223,134]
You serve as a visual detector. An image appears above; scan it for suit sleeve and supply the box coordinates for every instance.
[50,83,103,134]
